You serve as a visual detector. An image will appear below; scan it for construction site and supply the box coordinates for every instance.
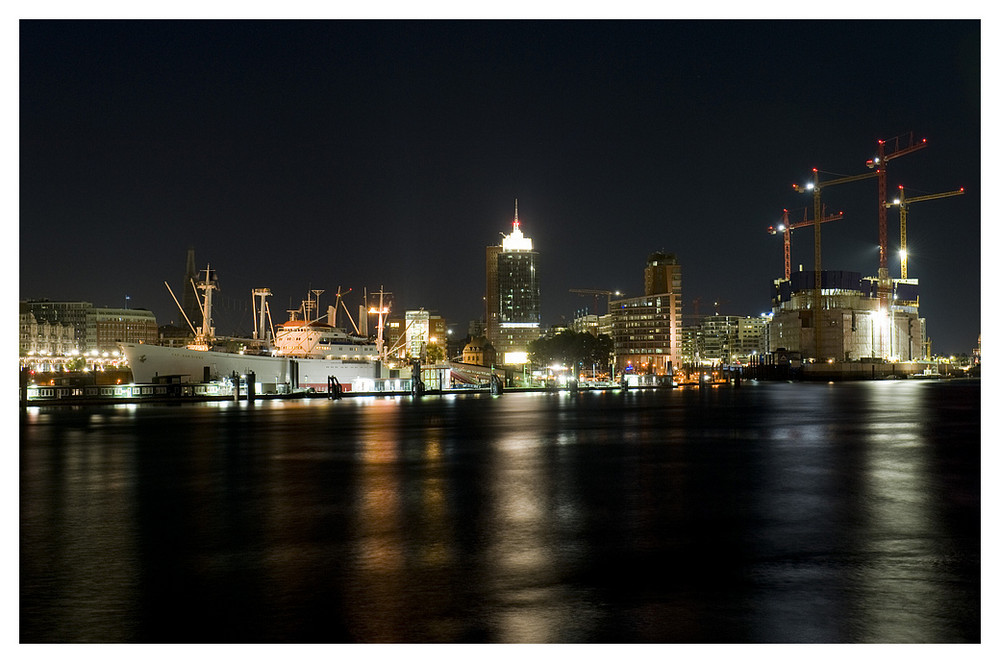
[765,133,966,379]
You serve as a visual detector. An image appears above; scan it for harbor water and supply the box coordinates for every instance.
[20,380,980,643]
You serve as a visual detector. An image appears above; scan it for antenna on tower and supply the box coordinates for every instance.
[513,198,519,230]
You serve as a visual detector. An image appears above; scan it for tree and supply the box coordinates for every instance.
[425,343,446,364]
[528,330,614,376]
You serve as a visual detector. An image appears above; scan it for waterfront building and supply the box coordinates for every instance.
[405,309,430,358]
[768,270,924,361]
[680,325,704,370]
[429,314,447,348]
[23,300,92,351]
[682,314,769,366]
[485,201,541,365]
[398,310,447,361]
[92,307,159,352]
[20,299,158,373]
[19,303,75,356]
[461,335,497,367]
[384,318,405,359]
[610,252,682,375]
[571,312,614,337]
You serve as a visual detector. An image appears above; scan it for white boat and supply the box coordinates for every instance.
[120,267,391,393]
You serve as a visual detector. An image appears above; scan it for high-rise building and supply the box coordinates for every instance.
[485,202,541,364]
[610,252,682,375]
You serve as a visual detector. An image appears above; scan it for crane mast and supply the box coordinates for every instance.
[768,207,844,281]
[867,133,928,277]
[890,185,964,279]
[569,288,622,316]
[793,168,878,360]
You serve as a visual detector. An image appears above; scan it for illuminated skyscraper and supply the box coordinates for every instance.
[485,201,541,364]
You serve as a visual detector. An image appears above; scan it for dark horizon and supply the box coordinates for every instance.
[19,20,982,354]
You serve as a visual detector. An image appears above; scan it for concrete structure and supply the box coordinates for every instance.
[485,202,541,364]
[769,270,924,361]
[610,252,682,375]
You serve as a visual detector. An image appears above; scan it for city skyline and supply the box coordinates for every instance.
[19,20,982,354]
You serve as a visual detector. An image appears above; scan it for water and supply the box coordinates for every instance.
[19,380,981,643]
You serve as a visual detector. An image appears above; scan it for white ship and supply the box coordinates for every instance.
[120,267,396,393]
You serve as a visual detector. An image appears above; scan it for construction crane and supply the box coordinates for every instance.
[866,133,928,281]
[889,185,964,279]
[768,206,844,280]
[793,168,879,291]
[569,289,623,316]
[793,168,879,360]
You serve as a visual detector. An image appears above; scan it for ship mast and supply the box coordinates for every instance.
[190,265,217,350]
[369,286,391,362]
[252,288,272,344]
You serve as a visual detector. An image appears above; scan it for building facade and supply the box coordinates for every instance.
[92,307,159,352]
[19,303,75,356]
[23,300,93,351]
[570,312,613,337]
[769,271,924,361]
[610,252,682,375]
[683,314,769,367]
[21,300,159,355]
[405,309,430,358]
[485,203,541,364]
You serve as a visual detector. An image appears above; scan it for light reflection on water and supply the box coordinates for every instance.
[20,381,980,643]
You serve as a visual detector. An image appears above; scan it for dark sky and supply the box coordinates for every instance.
[19,20,981,354]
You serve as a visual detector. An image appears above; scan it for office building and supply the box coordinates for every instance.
[610,252,682,375]
[485,202,541,364]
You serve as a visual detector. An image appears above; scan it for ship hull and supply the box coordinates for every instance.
[120,343,378,392]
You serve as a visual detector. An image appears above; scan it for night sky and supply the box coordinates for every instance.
[19,19,982,354]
